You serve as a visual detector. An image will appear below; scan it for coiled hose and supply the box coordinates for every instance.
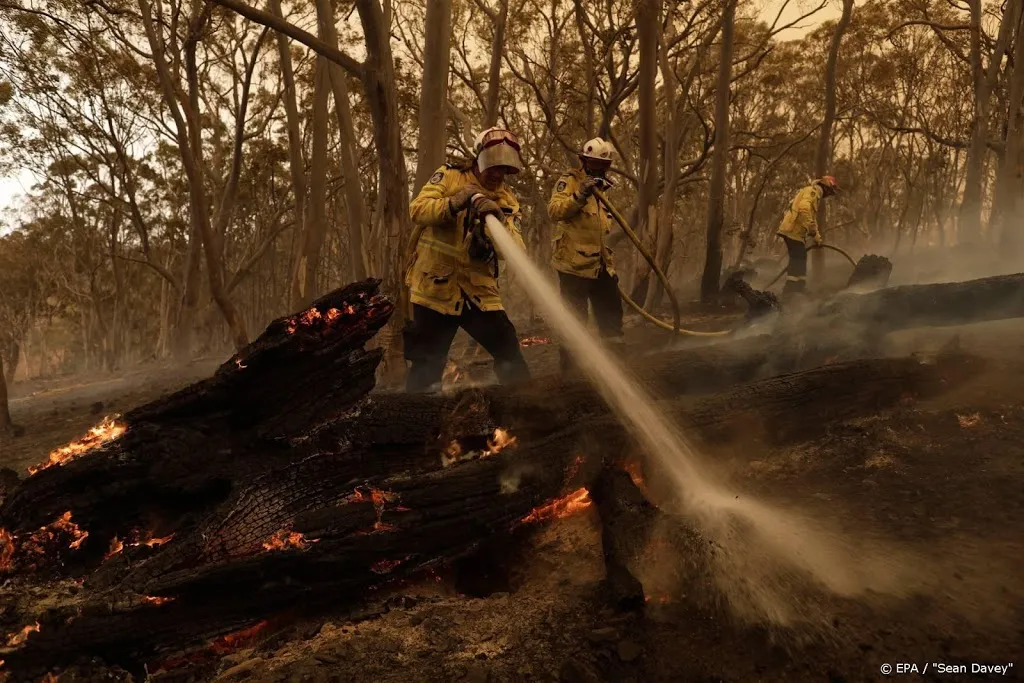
[594,189,731,338]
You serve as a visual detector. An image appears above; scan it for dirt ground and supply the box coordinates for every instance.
[2,315,1023,682]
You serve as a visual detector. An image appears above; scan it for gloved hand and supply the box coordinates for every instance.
[471,194,504,219]
[465,219,496,262]
[448,185,484,215]
[812,231,823,247]
[575,177,600,202]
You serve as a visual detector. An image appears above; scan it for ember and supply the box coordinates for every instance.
[262,529,315,551]
[485,427,517,456]
[370,556,408,574]
[958,412,982,428]
[234,357,247,369]
[5,622,39,647]
[518,335,552,347]
[144,595,175,605]
[0,529,13,572]
[623,460,646,492]
[518,488,592,525]
[52,511,89,550]
[28,415,127,475]
[209,621,269,655]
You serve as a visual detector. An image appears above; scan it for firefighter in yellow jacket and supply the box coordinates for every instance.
[548,137,624,371]
[777,175,840,296]
[404,127,531,393]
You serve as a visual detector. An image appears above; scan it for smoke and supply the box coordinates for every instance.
[485,216,932,628]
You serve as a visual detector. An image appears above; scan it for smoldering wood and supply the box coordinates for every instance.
[0,274,1007,675]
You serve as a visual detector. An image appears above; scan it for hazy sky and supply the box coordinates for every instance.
[0,0,842,221]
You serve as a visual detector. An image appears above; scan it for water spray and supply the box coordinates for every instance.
[482,213,922,623]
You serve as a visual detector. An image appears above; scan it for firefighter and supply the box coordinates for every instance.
[548,137,624,372]
[404,127,531,393]
[776,175,840,296]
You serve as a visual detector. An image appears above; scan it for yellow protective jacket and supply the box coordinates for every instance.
[547,168,616,279]
[407,164,525,316]
[777,183,823,243]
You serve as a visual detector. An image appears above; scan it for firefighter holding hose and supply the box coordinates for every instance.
[403,127,531,393]
[548,137,626,372]
[777,175,840,296]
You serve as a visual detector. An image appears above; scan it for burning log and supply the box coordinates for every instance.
[0,277,986,677]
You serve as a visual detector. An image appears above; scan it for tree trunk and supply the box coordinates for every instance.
[631,0,660,301]
[353,0,411,322]
[573,0,597,138]
[293,56,331,308]
[810,0,853,285]
[700,0,735,303]
[0,345,12,434]
[646,25,680,311]
[269,0,309,296]
[995,0,1024,250]
[413,0,453,194]
[483,0,509,127]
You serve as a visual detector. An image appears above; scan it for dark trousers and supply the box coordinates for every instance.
[557,268,624,370]
[404,300,530,393]
[781,236,807,295]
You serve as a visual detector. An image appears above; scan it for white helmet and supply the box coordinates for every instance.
[580,137,614,163]
[473,127,524,174]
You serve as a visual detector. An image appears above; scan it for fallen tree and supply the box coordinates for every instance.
[0,275,995,675]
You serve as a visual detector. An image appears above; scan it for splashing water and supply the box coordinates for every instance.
[486,216,923,624]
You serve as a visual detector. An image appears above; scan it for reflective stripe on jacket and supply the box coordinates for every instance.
[777,183,822,242]
[547,168,615,279]
[407,164,525,316]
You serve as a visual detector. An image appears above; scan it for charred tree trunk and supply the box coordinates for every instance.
[700,0,735,303]
[811,0,853,285]
[0,350,11,435]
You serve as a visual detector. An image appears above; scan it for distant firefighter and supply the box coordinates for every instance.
[548,137,625,372]
[776,175,840,296]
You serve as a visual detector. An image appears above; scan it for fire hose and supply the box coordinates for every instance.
[763,242,858,289]
[593,189,732,338]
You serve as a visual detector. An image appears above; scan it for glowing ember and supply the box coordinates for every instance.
[299,308,322,325]
[262,529,315,552]
[5,622,40,647]
[143,533,175,547]
[28,415,127,475]
[485,428,517,456]
[370,557,408,574]
[106,536,124,559]
[234,357,247,369]
[209,620,269,655]
[144,595,175,605]
[0,528,14,572]
[325,307,342,322]
[623,460,646,492]
[518,488,592,525]
[442,440,463,467]
[519,335,551,347]
[52,511,89,550]
[957,413,982,428]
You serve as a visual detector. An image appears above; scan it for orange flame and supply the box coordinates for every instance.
[519,336,551,347]
[5,622,39,647]
[28,416,126,475]
[623,460,646,493]
[261,529,315,552]
[234,357,247,369]
[485,428,517,456]
[52,511,89,550]
[105,536,124,560]
[144,595,175,605]
[143,533,175,547]
[519,488,592,525]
